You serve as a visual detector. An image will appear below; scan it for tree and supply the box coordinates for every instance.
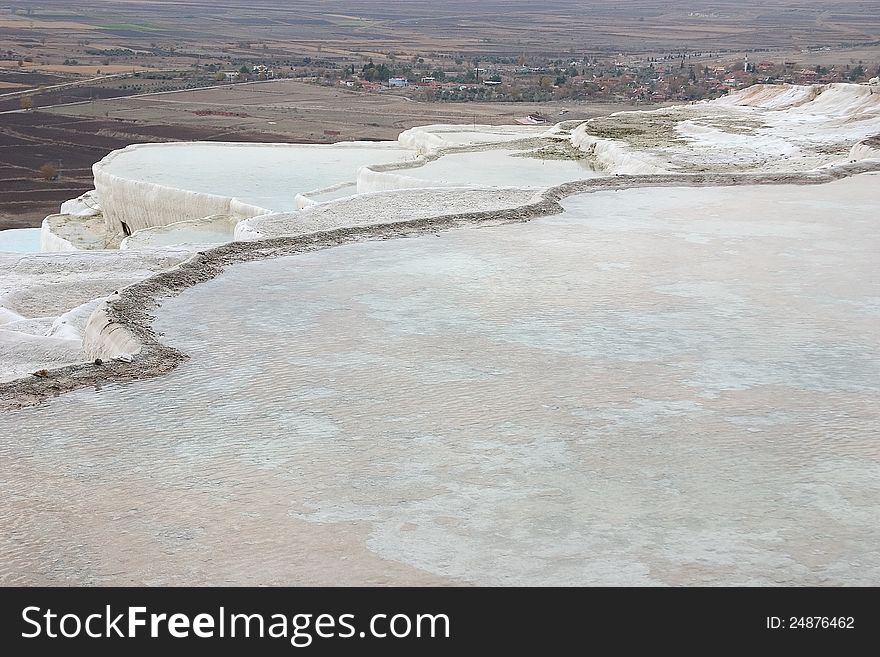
[361,62,391,82]
[38,163,58,181]
[20,96,33,111]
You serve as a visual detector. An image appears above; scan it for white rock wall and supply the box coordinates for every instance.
[849,140,880,161]
[40,216,81,252]
[294,182,358,209]
[397,125,450,153]
[82,300,141,361]
[397,124,550,152]
[93,145,270,240]
[356,163,452,193]
[569,124,670,174]
[120,214,236,250]
[59,190,102,217]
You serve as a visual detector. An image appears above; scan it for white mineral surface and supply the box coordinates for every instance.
[2,83,879,585]
[572,82,880,173]
[2,174,878,585]
[100,141,416,213]
[0,250,191,381]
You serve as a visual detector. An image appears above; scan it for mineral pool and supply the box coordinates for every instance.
[0,228,41,253]
[397,148,600,188]
[103,142,416,212]
[2,176,878,585]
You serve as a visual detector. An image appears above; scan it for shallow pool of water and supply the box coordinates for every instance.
[3,176,879,585]
[0,228,41,253]
[399,148,600,188]
[124,221,234,249]
[103,142,416,211]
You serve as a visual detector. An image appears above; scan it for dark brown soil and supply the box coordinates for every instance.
[0,85,135,113]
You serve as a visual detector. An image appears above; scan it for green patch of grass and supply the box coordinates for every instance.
[99,21,159,32]
[323,14,375,27]
[33,12,85,19]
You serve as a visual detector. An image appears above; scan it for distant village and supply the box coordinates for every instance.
[6,39,875,107]
[226,50,878,105]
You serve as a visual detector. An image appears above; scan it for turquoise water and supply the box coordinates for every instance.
[0,228,40,253]
[104,143,416,211]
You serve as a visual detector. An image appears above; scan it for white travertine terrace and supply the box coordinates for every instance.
[0,82,879,386]
[356,147,602,193]
[396,123,551,152]
[2,82,880,586]
[120,214,238,250]
[29,82,880,256]
[236,188,545,240]
[0,250,190,381]
[850,139,880,161]
[93,141,416,240]
[571,82,880,174]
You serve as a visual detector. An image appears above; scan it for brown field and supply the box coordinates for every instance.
[0,110,251,229]
[3,1,880,64]
[0,17,97,30]
[0,83,135,113]
[50,79,630,139]
[0,62,155,75]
